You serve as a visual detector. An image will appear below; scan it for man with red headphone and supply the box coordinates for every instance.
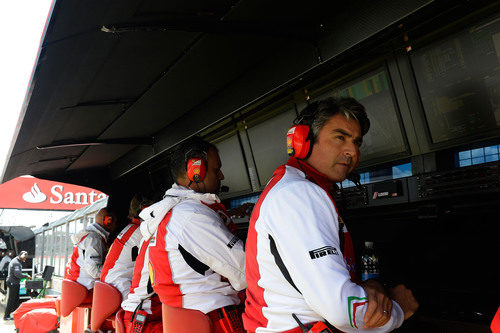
[141,137,246,333]
[112,194,165,333]
[65,207,118,290]
[243,97,418,333]
[101,194,154,300]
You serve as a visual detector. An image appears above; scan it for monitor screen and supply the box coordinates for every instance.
[42,265,54,281]
[411,17,500,143]
[316,68,408,161]
[216,134,252,194]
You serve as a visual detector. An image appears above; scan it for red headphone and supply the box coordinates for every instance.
[287,124,313,160]
[187,157,206,183]
[103,215,113,226]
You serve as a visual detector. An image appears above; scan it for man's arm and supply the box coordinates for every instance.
[177,207,247,291]
[0,258,7,271]
[265,181,405,332]
[81,233,106,279]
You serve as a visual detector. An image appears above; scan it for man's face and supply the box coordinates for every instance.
[306,113,363,183]
[20,254,27,262]
[95,211,103,225]
[201,148,225,194]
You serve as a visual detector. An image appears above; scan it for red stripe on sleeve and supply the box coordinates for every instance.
[243,165,286,331]
[148,211,183,307]
[100,223,139,282]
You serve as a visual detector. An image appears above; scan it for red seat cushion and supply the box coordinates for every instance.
[18,308,58,333]
[115,309,126,333]
[55,298,62,317]
[90,281,122,331]
[162,304,212,333]
[12,298,57,327]
[60,279,90,317]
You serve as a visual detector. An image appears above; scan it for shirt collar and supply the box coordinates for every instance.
[286,157,336,193]
[164,183,220,205]
[130,218,141,225]
[88,222,110,240]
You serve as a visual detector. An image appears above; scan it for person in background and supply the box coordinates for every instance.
[64,207,117,290]
[244,97,419,332]
[120,229,163,333]
[0,250,15,277]
[101,193,154,300]
[3,251,30,320]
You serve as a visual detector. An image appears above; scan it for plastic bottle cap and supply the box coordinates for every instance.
[365,241,374,248]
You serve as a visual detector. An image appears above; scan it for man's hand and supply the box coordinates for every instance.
[360,279,393,328]
[227,203,254,217]
[389,284,419,320]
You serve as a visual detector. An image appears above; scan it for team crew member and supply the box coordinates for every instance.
[65,208,117,289]
[244,98,419,332]
[101,194,153,300]
[146,137,247,333]
[0,250,15,277]
[121,236,162,333]
[3,251,30,320]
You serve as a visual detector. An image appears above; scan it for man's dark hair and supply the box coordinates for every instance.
[128,192,154,219]
[170,136,217,181]
[297,97,370,138]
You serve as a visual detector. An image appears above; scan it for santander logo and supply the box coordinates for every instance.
[0,176,108,210]
[20,183,107,205]
[22,183,47,203]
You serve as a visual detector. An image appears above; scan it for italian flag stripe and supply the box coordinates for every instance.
[348,296,368,328]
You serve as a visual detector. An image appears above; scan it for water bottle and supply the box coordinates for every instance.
[361,241,380,281]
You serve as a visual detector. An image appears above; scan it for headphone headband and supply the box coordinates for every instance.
[184,148,207,162]
[293,102,319,126]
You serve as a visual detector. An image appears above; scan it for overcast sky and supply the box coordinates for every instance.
[0,0,53,180]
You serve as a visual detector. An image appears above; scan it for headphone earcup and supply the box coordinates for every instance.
[287,125,312,160]
[103,216,113,226]
[187,158,206,183]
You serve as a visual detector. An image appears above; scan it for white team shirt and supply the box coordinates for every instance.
[101,221,142,300]
[65,222,109,290]
[247,164,404,332]
[142,184,247,314]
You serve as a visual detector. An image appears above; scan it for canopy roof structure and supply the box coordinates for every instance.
[0,226,35,242]
[1,0,494,192]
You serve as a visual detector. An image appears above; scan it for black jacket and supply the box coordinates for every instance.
[7,257,28,284]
